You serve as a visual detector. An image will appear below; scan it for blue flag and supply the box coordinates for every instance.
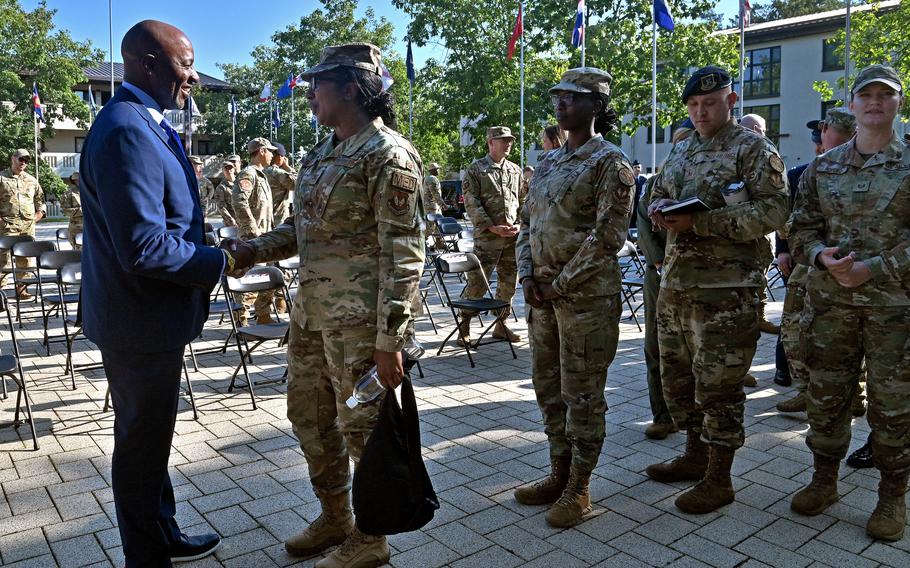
[654,0,675,31]
[572,0,585,48]
[277,74,293,99]
[32,83,44,122]
[272,101,281,129]
[310,114,318,130]
[406,40,415,85]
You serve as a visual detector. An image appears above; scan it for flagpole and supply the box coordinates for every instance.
[291,87,296,161]
[651,17,657,174]
[519,1,525,168]
[109,0,114,97]
[844,0,851,103]
[581,4,587,67]
[408,78,413,140]
[33,110,39,187]
[231,96,236,154]
[739,0,745,117]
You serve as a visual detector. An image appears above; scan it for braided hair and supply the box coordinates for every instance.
[592,92,619,136]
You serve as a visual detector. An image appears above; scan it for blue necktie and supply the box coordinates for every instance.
[159,117,188,162]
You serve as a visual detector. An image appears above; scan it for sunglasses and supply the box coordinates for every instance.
[16,157,30,163]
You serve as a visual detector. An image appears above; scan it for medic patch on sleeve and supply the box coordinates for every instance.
[391,170,418,192]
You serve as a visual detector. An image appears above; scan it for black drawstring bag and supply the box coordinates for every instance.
[353,376,439,535]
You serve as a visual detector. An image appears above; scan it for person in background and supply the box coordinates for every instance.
[540,123,566,151]
[214,160,237,228]
[60,171,83,250]
[189,155,214,215]
[0,149,45,299]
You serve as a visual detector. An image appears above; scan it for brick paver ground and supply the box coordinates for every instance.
[1,222,907,567]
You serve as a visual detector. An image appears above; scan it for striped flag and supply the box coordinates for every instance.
[32,83,44,122]
[507,4,523,60]
[259,84,271,102]
[742,0,752,27]
[572,0,585,48]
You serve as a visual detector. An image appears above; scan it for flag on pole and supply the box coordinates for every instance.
[572,0,585,48]
[32,83,44,122]
[87,84,97,120]
[406,40,416,85]
[654,0,675,32]
[380,62,395,92]
[742,0,752,27]
[272,101,281,129]
[277,74,294,99]
[259,84,271,102]
[229,94,237,123]
[507,4,523,60]
[290,73,302,88]
[310,114,318,129]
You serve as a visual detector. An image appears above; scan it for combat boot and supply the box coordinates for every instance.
[275,295,288,314]
[15,284,32,301]
[866,472,908,541]
[314,526,389,568]
[492,321,521,343]
[514,455,571,505]
[675,445,736,514]
[743,373,758,387]
[545,470,592,528]
[257,313,278,325]
[456,317,473,348]
[776,392,807,413]
[646,430,708,482]
[791,455,840,516]
[285,493,354,558]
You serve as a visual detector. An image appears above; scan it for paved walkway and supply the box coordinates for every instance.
[0,222,906,567]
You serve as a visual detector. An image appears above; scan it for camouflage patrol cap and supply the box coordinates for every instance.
[852,64,902,95]
[549,67,612,96]
[428,162,441,171]
[221,160,235,169]
[301,42,383,80]
[487,126,515,140]
[11,149,29,159]
[820,107,856,132]
[247,137,278,154]
[682,66,733,103]
[188,156,204,166]
[227,154,242,163]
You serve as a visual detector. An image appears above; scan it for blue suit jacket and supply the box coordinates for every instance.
[79,87,224,353]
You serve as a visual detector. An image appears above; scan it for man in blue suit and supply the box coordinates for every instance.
[79,20,231,566]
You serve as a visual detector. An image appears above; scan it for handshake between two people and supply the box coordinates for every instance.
[219,238,257,278]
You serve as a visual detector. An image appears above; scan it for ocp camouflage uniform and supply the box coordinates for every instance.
[247,117,425,499]
[422,173,446,248]
[197,175,214,216]
[59,185,83,249]
[789,131,910,478]
[233,165,275,320]
[462,154,526,317]
[650,118,789,448]
[0,168,45,285]
[516,136,634,475]
[214,179,236,228]
[264,164,297,226]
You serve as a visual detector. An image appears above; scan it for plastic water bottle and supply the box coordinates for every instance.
[345,338,424,408]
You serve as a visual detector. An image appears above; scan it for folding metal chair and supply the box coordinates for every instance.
[55,228,69,249]
[620,277,644,332]
[766,259,784,301]
[11,240,57,326]
[617,241,645,278]
[0,235,34,294]
[39,250,82,355]
[223,266,291,410]
[438,221,463,252]
[433,252,517,368]
[277,256,301,288]
[0,290,37,450]
[217,226,239,241]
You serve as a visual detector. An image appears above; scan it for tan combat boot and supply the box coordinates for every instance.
[15,284,32,300]
[791,455,840,516]
[314,526,390,568]
[866,472,908,541]
[675,445,736,514]
[285,493,354,558]
[514,455,571,505]
[257,313,278,325]
[275,295,288,314]
[492,320,521,343]
[646,429,709,482]
[645,421,679,440]
[743,373,758,387]
[456,317,472,347]
[776,392,807,413]
[545,470,592,528]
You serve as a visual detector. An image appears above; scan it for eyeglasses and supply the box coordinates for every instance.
[16,157,30,164]
[550,92,582,106]
[307,76,344,93]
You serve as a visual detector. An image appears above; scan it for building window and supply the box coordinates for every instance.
[744,104,781,146]
[75,137,86,152]
[743,46,781,98]
[820,100,841,120]
[196,140,213,155]
[646,125,666,144]
[822,38,844,71]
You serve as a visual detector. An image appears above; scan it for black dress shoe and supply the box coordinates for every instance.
[846,442,874,469]
[170,533,222,562]
[773,371,792,387]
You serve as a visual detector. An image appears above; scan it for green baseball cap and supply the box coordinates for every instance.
[852,64,902,95]
[549,67,612,96]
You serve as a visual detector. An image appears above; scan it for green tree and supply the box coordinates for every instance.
[397,0,738,169]
[751,0,852,24]
[0,0,103,195]
[198,0,400,159]
[813,1,908,117]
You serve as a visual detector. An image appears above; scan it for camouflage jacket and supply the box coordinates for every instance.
[422,174,444,215]
[232,165,273,238]
[517,137,634,297]
[462,154,526,243]
[264,164,298,224]
[789,132,910,306]
[248,118,426,352]
[214,180,236,227]
[197,176,214,210]
[60,187,82,221]
[650,119,789,289]
[0,169,45,234]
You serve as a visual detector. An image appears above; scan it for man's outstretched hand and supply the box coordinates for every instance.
[220,238,256,276]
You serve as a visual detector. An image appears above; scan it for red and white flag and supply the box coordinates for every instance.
[742,0,752,27]
[259,83,271,102]
[507,4,523,61]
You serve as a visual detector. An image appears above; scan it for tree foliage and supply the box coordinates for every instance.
[813,0,909,119]
[396,0,738,170]
[0,0,103,194]
[751,0,850,24]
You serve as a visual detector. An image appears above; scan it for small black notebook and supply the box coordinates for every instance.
[658,196,711,215]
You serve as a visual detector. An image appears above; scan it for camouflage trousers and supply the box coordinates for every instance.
[528,294,620,475]
[426,218,446,250]
[67,221,83,250]
[461,237,517,319]
[0,225,36,288]
[233,290,275,321]
[780,279,810,392]
[657,287,760,449]
[286,321,380,497]
[273,200,291,229]
[802,299,910,475]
